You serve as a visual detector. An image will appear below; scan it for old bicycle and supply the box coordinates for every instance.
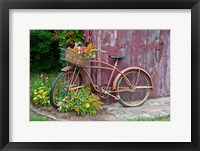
[50,48,153,109]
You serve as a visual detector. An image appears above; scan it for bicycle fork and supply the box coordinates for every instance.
[64,65,78,92]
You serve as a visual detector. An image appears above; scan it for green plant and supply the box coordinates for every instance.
[30,76,51,106]
[58,85,104,116]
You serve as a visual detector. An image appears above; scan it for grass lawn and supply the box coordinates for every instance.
[30,111,52,121]
[128,115,170,121]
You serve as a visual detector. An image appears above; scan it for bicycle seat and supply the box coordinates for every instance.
[109,55,125,60]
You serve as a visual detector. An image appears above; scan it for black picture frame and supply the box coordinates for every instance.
[0,0,199,151]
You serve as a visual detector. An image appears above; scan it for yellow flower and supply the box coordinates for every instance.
[75,108,79,112]
[93,110,96,115]
[74,95,79,99]
[85,103,90,108]
[42,92,47,97]
[92,102,96,106]
[47,100,50,103]
[34,92,37,95]
[39,90,43,94]
[33,97,37,100]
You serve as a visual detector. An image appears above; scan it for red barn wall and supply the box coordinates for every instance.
[84,30,170,102]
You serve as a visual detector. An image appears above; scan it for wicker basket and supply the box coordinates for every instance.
[60,48,89,66]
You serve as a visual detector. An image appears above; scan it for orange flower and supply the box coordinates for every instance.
[96,106,99,110]
[68,103,72,107]
[74,95,79,99]
[98,101,103,105]
[87,43,93,50]
[84,99,88,103]
[94,95,100,100]
[84,49,89,53]
[87,87,91,90]
[74,47,79,52]
[75,108,79,112]
[93,110,96,115]
[89,98,94,102]
[71,90,75,94]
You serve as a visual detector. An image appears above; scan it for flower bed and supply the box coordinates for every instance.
[58,85,104,116]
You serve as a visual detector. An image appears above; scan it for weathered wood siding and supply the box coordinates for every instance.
[85,30,170,101]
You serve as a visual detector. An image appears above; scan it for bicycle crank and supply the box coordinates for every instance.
[102,90,120,101]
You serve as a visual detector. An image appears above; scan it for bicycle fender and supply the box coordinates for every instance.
[112,67,154,90]
[61,66,74,72]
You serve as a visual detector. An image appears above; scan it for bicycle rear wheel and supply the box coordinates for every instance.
[116,69,150,107]
[50,69,82,109]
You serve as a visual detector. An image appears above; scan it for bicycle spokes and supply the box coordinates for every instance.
[116,70,150,107]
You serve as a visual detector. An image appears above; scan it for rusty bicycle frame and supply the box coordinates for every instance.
[61,57,154,98]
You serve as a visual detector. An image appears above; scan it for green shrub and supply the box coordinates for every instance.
[30,30,60,73]
[30,30,85,73]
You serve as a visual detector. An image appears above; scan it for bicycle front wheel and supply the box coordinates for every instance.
[116,69,150,107]
[50,69,82,109]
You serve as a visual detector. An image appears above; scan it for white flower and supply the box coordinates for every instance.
[75,42,82,47]
[58,106,62,111]
[57,102,62,106]
[92,54,96,58]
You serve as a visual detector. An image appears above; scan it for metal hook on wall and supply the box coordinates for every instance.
[155,38,164,62]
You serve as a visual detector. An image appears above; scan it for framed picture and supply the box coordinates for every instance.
[0,0,199,151]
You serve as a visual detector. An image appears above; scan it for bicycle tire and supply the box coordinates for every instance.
[116,69,150,107]
[50,70,82,109]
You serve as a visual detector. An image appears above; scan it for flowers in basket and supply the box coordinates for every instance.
[69,42,97,58]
